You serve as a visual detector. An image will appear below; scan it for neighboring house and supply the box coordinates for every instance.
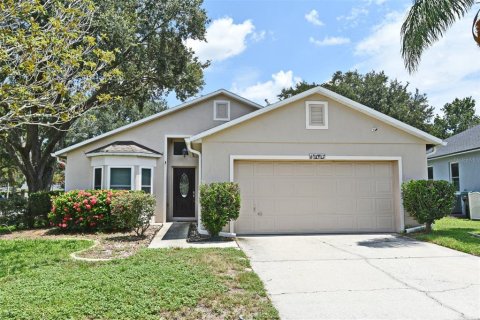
[427,124,480,213]
[53,87,443,235]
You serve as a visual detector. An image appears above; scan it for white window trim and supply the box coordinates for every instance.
[306,101,328,129]
[427,166,434,180]
[107,166,134,190]
[140,166,154,194]
[449,162,460,193]
[213,100,231,121]
[92,166,104,189]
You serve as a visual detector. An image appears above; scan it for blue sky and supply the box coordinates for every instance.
[172,0,480,114]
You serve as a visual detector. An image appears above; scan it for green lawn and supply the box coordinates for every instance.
[0,239,278,320]
[410,217,480,256]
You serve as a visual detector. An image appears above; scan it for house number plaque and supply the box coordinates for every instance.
[309,153,326,160]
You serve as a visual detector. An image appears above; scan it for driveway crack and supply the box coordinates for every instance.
[318,239,470,320]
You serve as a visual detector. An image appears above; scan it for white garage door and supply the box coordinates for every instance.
[234,161,397,234]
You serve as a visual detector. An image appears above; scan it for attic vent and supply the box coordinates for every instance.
[306,101,328,129]
[214,100,230,121]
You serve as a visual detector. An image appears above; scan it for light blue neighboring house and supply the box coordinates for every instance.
[427,124,480,213]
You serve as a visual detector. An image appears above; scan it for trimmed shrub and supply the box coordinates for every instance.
[49,190,113,231]
[26,191,63,228]
[110,191,156,236]
[0,196,27,227]
[200,182,240,237]
[402,180,456,232]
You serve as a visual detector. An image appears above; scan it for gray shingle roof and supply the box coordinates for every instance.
[86,141,162,156]
[428,125,480,159]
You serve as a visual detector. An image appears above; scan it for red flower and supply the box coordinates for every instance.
[64,208,68,212]
[83,199,88,205]
[79,217,83,221]
[85,204,91,210]
[76,207,81,212]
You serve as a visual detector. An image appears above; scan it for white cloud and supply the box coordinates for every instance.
[251,30,266,42]
[310,36,351,47]
[231,70,302,104]
[305,9,324,26]
[185,17,255,63]
[355,10,480,112]
[337,7,369,23]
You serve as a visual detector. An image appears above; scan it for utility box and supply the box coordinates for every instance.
[468,192,480,220]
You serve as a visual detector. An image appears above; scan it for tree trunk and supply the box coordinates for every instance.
[425,222,432,233]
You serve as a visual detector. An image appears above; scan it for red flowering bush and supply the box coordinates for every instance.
[49,190,115,231]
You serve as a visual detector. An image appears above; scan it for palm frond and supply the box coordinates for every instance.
[401,0,475,73]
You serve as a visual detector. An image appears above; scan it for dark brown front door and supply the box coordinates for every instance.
[173,168,195,218]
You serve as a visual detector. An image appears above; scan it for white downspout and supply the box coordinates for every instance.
[185,139,236,238]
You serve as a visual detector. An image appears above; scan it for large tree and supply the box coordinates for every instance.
[431,97,480,138]
[1,0,209,192]
[401,0,478,73]
[278,70,434,133]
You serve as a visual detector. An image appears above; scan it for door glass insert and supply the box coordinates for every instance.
[179,173,189,198]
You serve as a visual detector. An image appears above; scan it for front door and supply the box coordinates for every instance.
[173,168,195,218]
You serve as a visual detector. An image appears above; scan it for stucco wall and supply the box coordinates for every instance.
[200,93,430,227]
[428,150,480,192]
[64,93,258,222]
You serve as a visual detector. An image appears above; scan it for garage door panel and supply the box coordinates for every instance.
[315,163,334,176]
[238,179,254,197]
[377,216,395,230]
[337,179,357,195]
[254,216,275,233]
[254,162,274,176]
[334,163,355,176]
[355,163,374,177]
[276,198,316,215]
[295,163,316,176]
[235,160,396,234]
[357,198,375,213]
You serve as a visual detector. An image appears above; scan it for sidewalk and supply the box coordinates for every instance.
[148,222,238,249]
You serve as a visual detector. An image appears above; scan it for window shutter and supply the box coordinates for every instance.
[309,104,325,126]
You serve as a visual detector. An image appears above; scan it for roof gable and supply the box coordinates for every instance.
[187,86,444,146]
[53,89,261,156]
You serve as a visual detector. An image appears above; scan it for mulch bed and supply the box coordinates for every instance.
[186,222,234,243]
[0,225,162,260]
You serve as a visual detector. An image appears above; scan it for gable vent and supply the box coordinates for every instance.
[306,101,328,129]
[214,100,230,121]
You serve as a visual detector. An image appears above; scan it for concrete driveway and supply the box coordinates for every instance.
[237,234,480,320]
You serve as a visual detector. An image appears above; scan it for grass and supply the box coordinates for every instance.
[410,217,480,256]
[0,239,278,320]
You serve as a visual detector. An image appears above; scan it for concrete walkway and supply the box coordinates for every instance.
[148,222,238,249]
[237,234,480,320]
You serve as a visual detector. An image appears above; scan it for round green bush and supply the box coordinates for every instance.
[200,182,240,237]
[110,191,156,236]
[402,180,456,232]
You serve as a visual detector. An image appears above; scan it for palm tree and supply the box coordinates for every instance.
[401,0,478,74]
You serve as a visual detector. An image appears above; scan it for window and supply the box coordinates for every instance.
[93,167,103,190]
[109,167,133,190]
[173,141,187,156]
[450,162,460,192]
[141,168,153,194]
[427,166,434,181]
[214,100,230,121]
[306,101,328,129]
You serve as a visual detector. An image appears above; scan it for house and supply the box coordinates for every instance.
[53,87,443,235]
[427,124,480,213]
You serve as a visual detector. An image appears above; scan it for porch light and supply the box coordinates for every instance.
[182,147,188,157]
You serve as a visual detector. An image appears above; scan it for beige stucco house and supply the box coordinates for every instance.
[53,87,443,235]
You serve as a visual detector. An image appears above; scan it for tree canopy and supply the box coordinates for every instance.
[0,0,209,192]
[432,97,480,139]
[0,0,119,131]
